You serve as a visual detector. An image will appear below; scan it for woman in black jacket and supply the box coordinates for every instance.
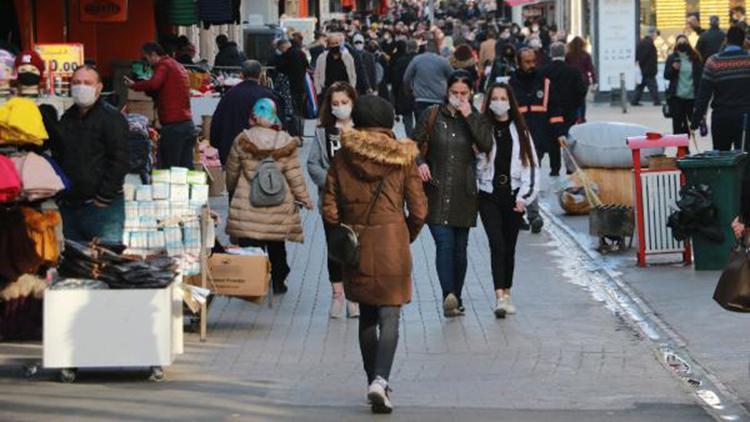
[413,70,493,317]
[664,35,703,134]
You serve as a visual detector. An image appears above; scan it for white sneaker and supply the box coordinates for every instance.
[503,293,516,314]
[346,301,360,318]
[494,296,507,319]
[367,376,393,414]
[443,293,460,317]
[329,294,345,319]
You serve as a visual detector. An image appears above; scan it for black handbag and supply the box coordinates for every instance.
[713,238,750,312]
[328,174,389,267]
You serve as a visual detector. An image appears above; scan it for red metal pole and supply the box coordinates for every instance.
[632,148,647,267]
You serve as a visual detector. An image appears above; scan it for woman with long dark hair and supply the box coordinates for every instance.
[478,83,539,318]
[307,81,360,319]
[565,37,596,122]
[413,70,493,317]
[664,34,703,134]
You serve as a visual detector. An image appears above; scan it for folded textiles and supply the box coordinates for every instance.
[0,207,45,284]
[11,152,65,201]
[59,240,178,289]
[0,155,21,202]
[49,278,109,290]
[0,97,48,145]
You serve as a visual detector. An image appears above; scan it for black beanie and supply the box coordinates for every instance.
[352,95,395,129]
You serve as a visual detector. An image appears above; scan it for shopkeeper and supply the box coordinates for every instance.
[51,65,129,243]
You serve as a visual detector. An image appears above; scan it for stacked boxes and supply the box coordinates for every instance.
[123,167,210,276]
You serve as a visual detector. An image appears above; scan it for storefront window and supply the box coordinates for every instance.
[639,0,742,61]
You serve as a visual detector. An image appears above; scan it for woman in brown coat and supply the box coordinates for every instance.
[226,99,313,294]
[323,96,427,414]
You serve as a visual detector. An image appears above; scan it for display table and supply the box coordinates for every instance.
[42,281,183,382]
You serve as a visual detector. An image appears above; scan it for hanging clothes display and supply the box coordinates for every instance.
[169,0,199,26]
[0,155,20,202]
[11,152,65,201]
[0,207,45,284]
[198,0,233,28]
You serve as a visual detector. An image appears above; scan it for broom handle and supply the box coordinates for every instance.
[562,144,603,207]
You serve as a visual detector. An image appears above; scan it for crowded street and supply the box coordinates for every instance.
[4,0,750,420]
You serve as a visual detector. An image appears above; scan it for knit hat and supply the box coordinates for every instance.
[252,98,281,126]
[352,95,394,129]
[14,50,45,75]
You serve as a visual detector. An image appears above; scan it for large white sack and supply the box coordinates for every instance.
[568,122,664,168]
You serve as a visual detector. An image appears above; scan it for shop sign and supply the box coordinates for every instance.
[596,0,636,91]
[80,0,128,23]
[33,44,85,76]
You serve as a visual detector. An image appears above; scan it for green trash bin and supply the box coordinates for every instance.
[677,151,748,270]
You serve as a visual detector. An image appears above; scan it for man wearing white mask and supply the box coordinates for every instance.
[52,65,129,243]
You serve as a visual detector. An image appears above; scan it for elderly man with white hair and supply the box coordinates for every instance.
[313,33,357,102]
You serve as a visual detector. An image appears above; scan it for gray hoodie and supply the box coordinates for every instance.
[403,52,454,104]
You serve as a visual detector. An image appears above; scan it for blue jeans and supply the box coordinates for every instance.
[60,196,125,244]
[428,224,470,301]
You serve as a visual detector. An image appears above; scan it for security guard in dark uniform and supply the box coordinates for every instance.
[509,47,566,233]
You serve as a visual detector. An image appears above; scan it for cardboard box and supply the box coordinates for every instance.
[206,167,225,197]
[197,253,270,297]
[126,100,155,123]
[128,88,151,101]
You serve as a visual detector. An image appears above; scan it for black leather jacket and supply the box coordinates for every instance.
[413,105,493,228]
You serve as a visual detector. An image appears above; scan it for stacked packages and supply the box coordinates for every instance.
[122,167,209,275]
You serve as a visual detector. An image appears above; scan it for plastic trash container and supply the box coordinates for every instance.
[677,151,748,270]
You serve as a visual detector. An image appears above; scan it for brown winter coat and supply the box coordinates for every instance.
[225,126,312,243]
[323,129,428,306]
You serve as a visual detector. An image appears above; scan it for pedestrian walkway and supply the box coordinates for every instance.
[0,119,712,421]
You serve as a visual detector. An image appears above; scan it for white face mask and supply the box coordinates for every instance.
[490,100,510,116]
[354,43,365,51]
[448,95,463,109]
[71,84,98,108]
[331,104,353,120]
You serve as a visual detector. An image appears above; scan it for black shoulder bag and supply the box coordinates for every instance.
[327,174,390,267]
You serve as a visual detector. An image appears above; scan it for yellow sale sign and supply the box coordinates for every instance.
[34,44,85,75]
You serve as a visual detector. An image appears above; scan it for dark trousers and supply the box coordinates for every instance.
[402,110,416,138]
[428,224,470,301]
[711,111,748,151]
[238,238,290,285]
[60,196,125,244]
[322,221,344,283]
[670,98,694,135]
[159,120,196,169]
[632,75,661,105]
[548,138,561,175]
[478,190,523,290]
[359,304,401,384]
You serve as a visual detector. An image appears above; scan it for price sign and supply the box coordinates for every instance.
[33,44,85,76]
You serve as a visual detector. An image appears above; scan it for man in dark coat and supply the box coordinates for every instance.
[210,60,284,164]
[632,28,661,106]
[544,42,587,177]
[273,38,310,117]
[696,16,726,63]
[214,35,246,68]
[391,40,418,136]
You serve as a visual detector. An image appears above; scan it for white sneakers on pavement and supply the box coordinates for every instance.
[495,293,517,319]
[443,293,461,317]
[367,376,393,414]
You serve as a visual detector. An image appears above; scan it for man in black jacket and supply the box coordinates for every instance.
[53,65,129,243]
[210,60,284,163]
[392,40,418,136]
[696,16,726,63]
[544,42,587,138]
[214,35,246,69]
[632,28,662,106]
[274,38,310,117]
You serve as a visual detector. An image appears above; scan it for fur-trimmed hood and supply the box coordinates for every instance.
[237,126,299,159]
[340,128,418,180]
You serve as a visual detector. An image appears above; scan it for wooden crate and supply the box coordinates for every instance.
[572,168,635,207]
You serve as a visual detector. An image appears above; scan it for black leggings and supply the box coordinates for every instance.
[359,304,401,384]
[478,190,523,290]
[238,238,290,285]
[670,97,694,135]
[322,221,344,283]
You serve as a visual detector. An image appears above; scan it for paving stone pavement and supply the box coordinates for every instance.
[0,113,713,421]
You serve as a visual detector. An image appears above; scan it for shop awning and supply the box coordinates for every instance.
[504,0,543,6]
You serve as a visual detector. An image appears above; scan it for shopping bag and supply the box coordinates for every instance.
[713,241,750,312]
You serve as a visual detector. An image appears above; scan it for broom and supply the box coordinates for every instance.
[561,143,603,208]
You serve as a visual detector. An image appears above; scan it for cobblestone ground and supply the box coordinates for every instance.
[0,110,712,421]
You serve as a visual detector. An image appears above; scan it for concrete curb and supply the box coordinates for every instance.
[540,203,750,421]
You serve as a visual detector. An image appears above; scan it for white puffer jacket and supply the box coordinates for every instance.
[476,121,540,206]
